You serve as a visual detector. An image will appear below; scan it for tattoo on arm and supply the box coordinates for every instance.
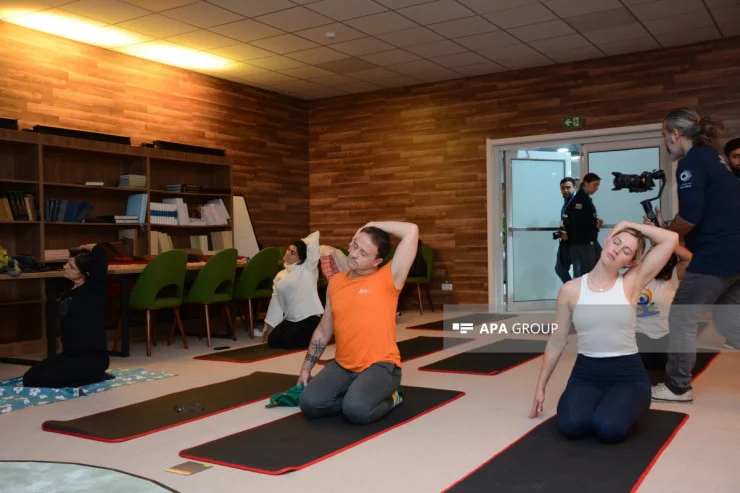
[305,338,326,364]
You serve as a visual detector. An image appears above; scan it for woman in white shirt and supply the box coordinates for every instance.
[262,231,324,349]
[529,220,678,443]
[636,245,692,370]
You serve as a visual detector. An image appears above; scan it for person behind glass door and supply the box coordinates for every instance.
[563,173,603,277]
[555,177,577,283]
[23,244,110,388]
[529,220,678,442]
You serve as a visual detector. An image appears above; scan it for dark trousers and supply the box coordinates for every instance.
[299,360,402,425]
[665,271,740,394]
[22,351,110,388]
[555,241,572,283]
[267,315,321,349]
[570,242,599,278]
[636,332,668,370]
[557,353,651,443]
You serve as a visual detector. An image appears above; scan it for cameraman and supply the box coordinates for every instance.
[651,108,740,404]
[555,177,577,283]
[562,173,603,277]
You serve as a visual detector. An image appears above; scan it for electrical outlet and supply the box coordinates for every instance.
[441,283,453,291]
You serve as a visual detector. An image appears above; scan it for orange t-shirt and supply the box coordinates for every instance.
[329,262,402,373]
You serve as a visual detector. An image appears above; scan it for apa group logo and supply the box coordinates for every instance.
[680,169,692,182]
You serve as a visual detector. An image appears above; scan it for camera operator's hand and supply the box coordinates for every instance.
[643,206,666,228]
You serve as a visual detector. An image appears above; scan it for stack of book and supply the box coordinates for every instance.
[44,249,70,263]
[119,174,146,189]
[150,202,178,225]
[166,183,199,193]
[1,191,38,221]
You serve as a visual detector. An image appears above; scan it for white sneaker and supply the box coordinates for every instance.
[652,383,693,403]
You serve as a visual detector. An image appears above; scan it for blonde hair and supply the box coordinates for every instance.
[612,227,646,262]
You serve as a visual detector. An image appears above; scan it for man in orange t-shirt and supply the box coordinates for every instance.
[297,221,419,425]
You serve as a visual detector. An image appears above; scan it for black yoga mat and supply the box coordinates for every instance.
[419,338,547,375]
[408,313,515,330]
[444,409,688,493]
[42,372,298,442]
[193,343,305,363]
[180,386,464,475]
[318,336,475,365]
[647,350,719,386]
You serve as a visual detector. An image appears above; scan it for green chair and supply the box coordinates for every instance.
[232,247,284,338]
[112,249,188,357]
[179,248,238,348]
[405,243,435,315]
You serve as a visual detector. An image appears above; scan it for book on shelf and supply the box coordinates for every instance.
[126,193,148,223]
[1,191,38,222]
[119,174,146,188]
[166,183,200,192]
[150,231,174,254]
[44,199,93,223]
[81,181,104,186]
[150,202,178,225]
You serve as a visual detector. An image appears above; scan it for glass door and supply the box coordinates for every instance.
[505,152,570,311]
[582,138,671,250]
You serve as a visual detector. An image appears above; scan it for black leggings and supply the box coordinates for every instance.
[23,351,110,388]
[557,353,651,443]
[267,315,321,349]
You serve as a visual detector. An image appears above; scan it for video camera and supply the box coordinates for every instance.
[612,170,666,226]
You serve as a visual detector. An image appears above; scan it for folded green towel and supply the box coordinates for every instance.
[266,384,304,408]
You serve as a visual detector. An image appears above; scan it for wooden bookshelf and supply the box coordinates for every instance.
[0,128,233,357]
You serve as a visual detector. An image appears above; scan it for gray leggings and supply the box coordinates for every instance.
[299,360,402,425]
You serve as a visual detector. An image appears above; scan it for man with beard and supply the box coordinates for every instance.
[724,138,740,180]
[652,108,740,403]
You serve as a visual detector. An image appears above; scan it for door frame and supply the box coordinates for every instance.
[486,123,666,310]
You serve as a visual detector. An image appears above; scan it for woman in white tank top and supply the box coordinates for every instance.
[529,220,678,442]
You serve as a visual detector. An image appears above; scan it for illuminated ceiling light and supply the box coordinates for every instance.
[118,42,234,71]
[557,147,570,153]
[6,11,140,47]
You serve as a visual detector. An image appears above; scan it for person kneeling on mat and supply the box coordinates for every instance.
[296,221,419,425]
[23,244,110,388]
[636,240,692,370]
[262,231,324,349]
[529,221,678,442]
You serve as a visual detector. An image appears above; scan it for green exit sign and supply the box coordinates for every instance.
[563,115,584,130]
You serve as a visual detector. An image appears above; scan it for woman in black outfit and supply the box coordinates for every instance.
[23,243,110,388]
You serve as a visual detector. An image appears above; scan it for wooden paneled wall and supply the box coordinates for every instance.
[309,36,740,306]
[0,21,309,247]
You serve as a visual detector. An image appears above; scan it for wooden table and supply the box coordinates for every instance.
[0,260,246,364]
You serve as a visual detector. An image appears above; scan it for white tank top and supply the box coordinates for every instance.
[572,273,638,357]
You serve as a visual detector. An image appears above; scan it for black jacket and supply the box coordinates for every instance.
[563,189,598,245]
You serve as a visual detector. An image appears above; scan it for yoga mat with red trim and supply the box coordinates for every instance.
[179,386,464,475]
[193,343,305,363]
[407,313,515,330]
[443,410,688,493]
[42,372,297,442]
[317,336,475,366]
[419,338,546,375]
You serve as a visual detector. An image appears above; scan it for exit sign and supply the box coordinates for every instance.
[563,115,584,129]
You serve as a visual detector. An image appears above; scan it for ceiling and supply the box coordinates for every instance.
[2,0,739,100]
